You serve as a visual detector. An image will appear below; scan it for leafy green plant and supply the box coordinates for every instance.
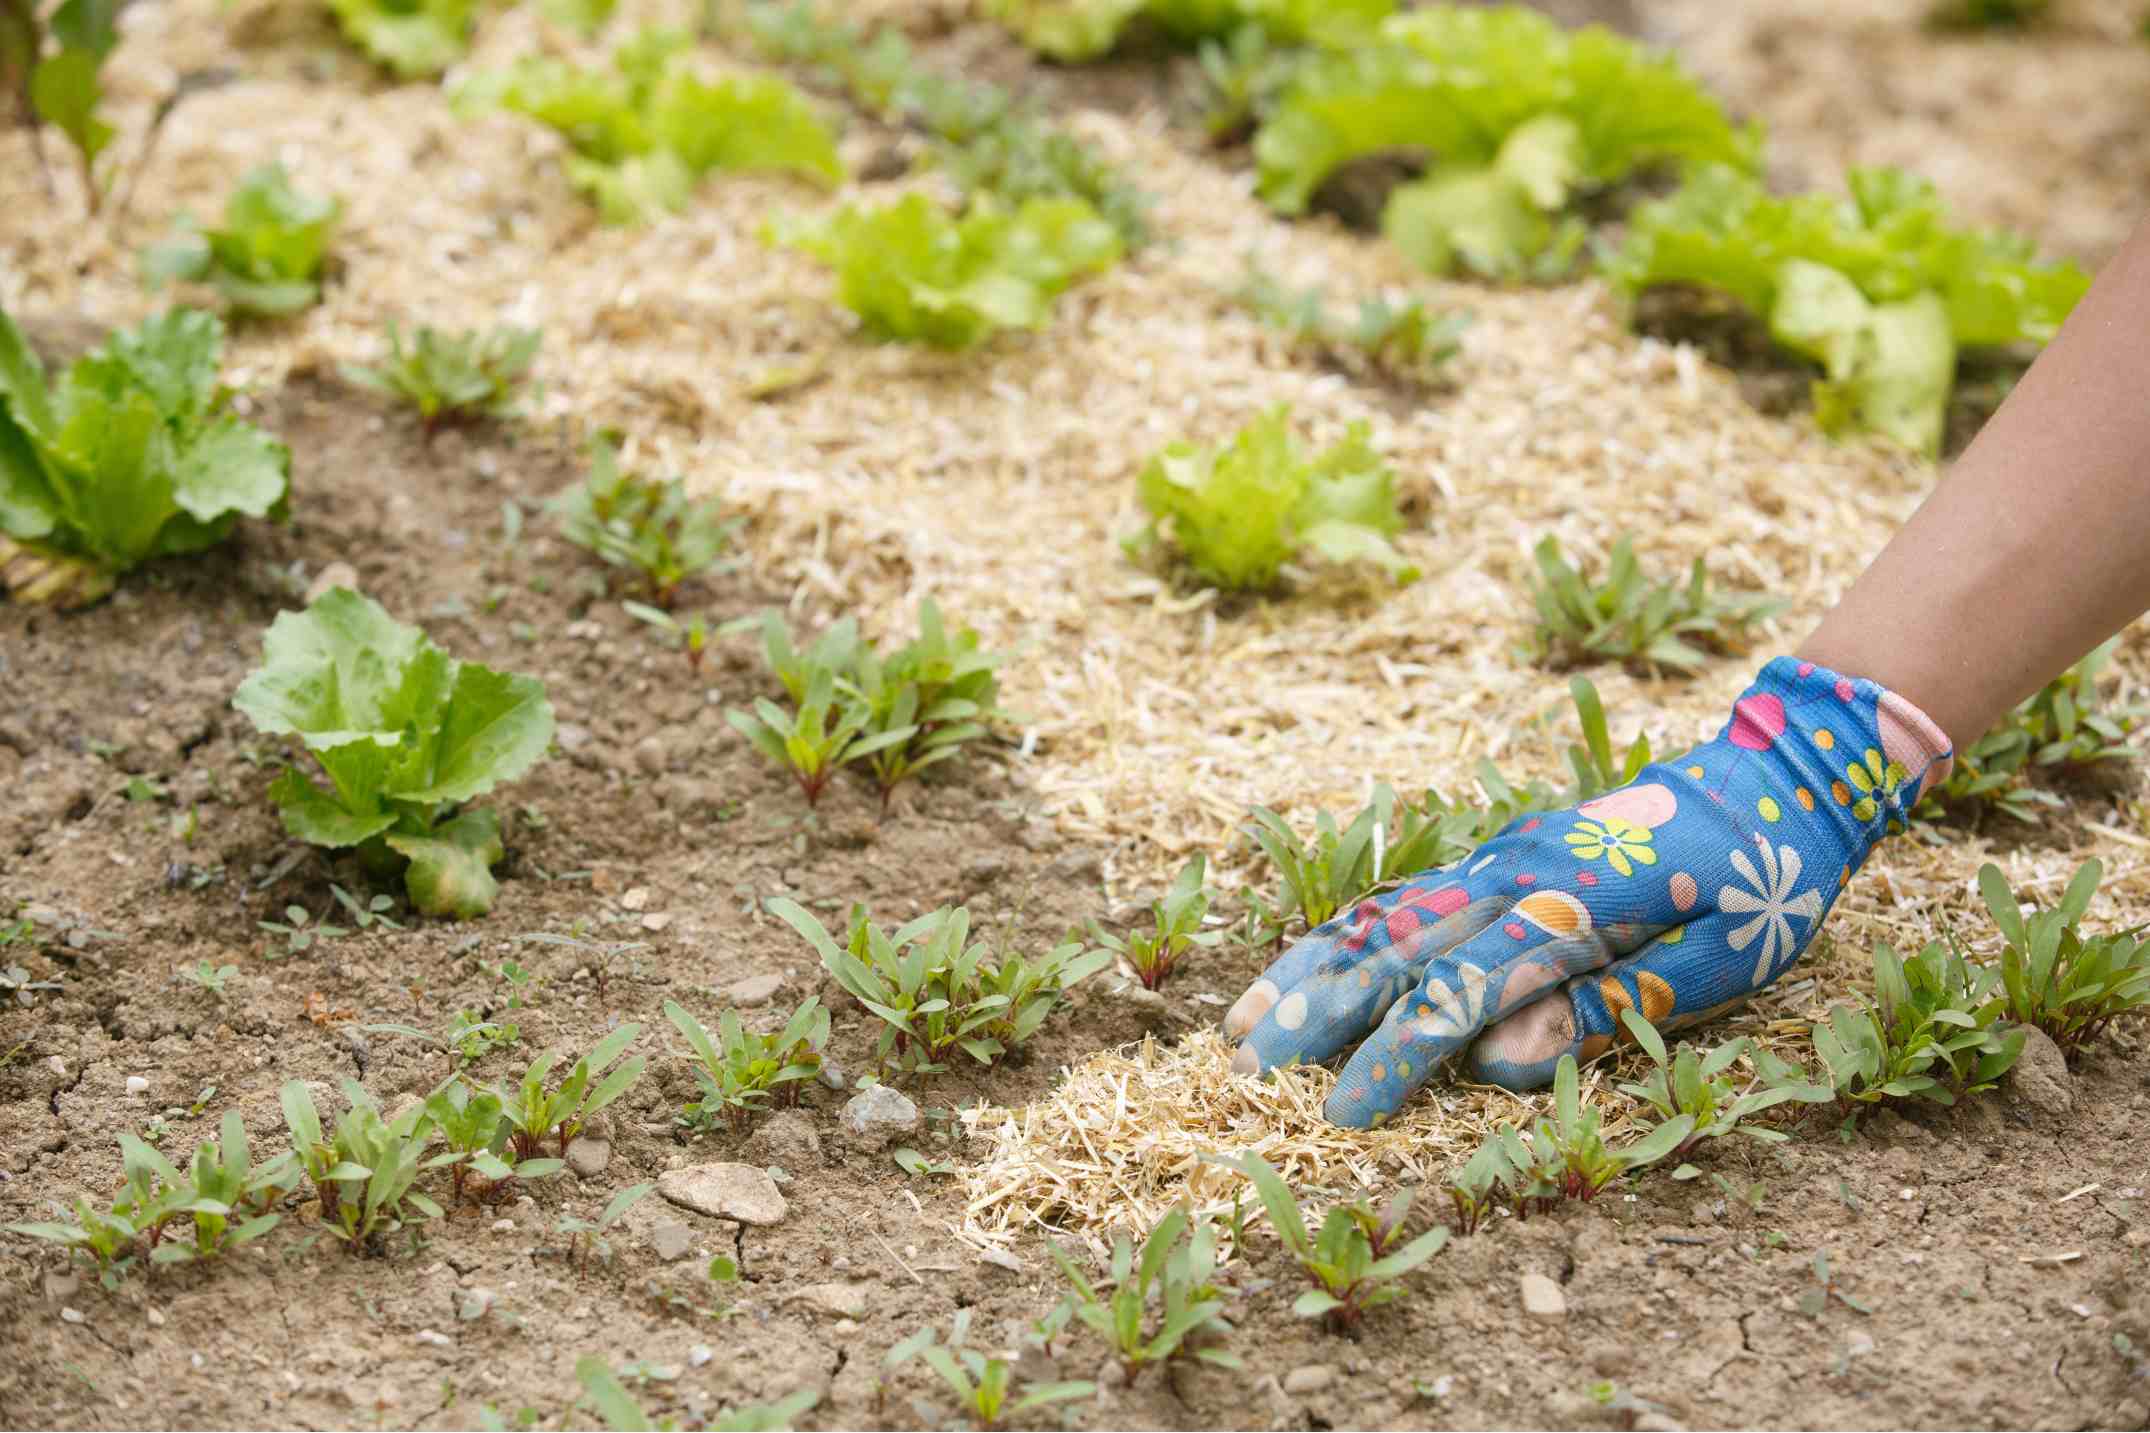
[325,0,477,78]
[1256,5,1754,280]
[1926,0,2047,29]
[1129,405,1417,591]
[1234,268,1469,382]
[1919,640,2141,822]
[342,322,540,434]
[424,1078,565,1204]
[1227,1152,1446,1331]
[1194,24,1313,143]
[556,1182,655,1273]
[1980,858,2150,1056]
[1442,1137,1507,1234]
[887,1309,1095,1428]
[231,588,556,919]
[1468,1056,1694,1216]
[844,601,1016,805]
[774,192,1122,350]
[495,1024,646,1161]
[552,436,737,606]
[454,29,841,225]
[736,0,1150,246]
[1605,164,2090,454]
[728,663,911,807]
[664,996,828,1132]
[1527,534,1781,676]
[1048,1207,1243,1382]
[256,903,349,956]
[771,898,1108,1075]
[5,0,132,213]
[148,1110,294,1263]
[0,305,291,608]
[1241,781,1481,940]
[1807,939,2024,1107]
[186,960,238,995]
[278,1078,446,1247]
[6,1195,142,1288]
[1614,1011,1828,1167]
[984,0,1390,62]
[143,163,341,318]
[576,1354,819,1432]
[1087,854,1222,990]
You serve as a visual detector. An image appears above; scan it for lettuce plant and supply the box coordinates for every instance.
[1979,859,2150,1055]
[142,163,342,318]
[0,305,290,608]
[1130,406,1416,591]
[1255,6,1754,278]
[552,436,737,606]
[342,321,541,433]
[984,0,1391,61]
[774,193,1123,349]
[1605,164,2090,454]
[454,29,842,225]
[232,589,556,919]
[325,0,478,79]
[1527,533,1781,676]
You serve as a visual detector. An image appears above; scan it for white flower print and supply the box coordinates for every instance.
[1412,963,1490,1043]
[1719,836,1826,985]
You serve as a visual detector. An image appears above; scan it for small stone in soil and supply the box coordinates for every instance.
[657,1162,787,1226]
[689,1345,712,1368]
[566,1137,612,1178]
[1282,1365,1335,1395]
[648,1221,696,1262]
[787,1282,869,1319]
[722,972,786,1007]
[124,1076,149,1095]
[840,1085,919,1145]
[817,1059,848,1092]
[60,1307,85,1325]
[415,1329,453,1348]
[457,1288,498,1322]
[490,1219,515,1233]
[1520,1273,1567,1319]
[620,887,651,912]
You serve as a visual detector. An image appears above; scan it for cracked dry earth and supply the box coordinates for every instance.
[0,381,2145,1431]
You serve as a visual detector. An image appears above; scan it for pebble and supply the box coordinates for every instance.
[125,1076,149,1096]
[648,1221,696,1262]
[840,1085,920,1146]
[817,1059,848,1092]
[557,722,592,753]
[457,1288,498,1322]
[689,1345,713,1368]
[1846,1331,1875,1359]
[741,1111,822,1170]
[60,1307,85,1325]
[490,1219,516,1233]
[633,735,667,775]
[1520,1273,1567,1320]
[2122,1228,2149,1249]
[1282,1365,1335,1395]
[415,1329,453,1349]
[566,1137,612,1178]
[657,1162,788,1226]
[787,1282,869,1319]
[620,887,651,912]
[641,913,673,932]
[723,972,786,1008]
[146,1308,165,1328]
[2003,1027,2073,1120]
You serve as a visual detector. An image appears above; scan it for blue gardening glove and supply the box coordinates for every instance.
[1224,657,1954,1128]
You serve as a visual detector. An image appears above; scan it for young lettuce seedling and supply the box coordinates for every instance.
[1980,858,2150,1054]
[664,996,828,1133]
[343,321,541,434]
[886,1309,1095,1429]
[1226,1152,1448,1332]
[325,0,479,79]
[494,1024,647,1161]
[232,589,555,920]
[1048,1207,1243,1383]
[0,306,291,609]
[142,162,342,318]
[553,437,738,607]
[1087,853,1222,990]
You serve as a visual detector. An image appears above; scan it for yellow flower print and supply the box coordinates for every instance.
[1564,816,1657,877]
[1838,747,1911,823]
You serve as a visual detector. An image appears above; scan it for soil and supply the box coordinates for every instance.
[2,2,2149,1431]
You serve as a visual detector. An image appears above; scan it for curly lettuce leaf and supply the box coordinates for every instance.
[456,31,841,226]
[775,193,1122,349]
[1255,4,1753,216]
[325,0,479,80]
[1381,113,1583,279]
[233,590,554,917]
[1132,406,1416,590]
[1604,164,2090,452]
[0,306,290,605]
[986,0,1390,60]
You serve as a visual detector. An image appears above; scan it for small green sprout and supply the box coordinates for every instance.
[278,1079,445,1247]
[329,884,403,931]
[494,1024,647,1161]
[149,1110,294,1263]
[1195,26,1311,143]
[1920,640,2142,822]
[845,600,1016,808]
[729,665,911,807]
[1227,1152,1448,1332]
[1048,1207,1243,1383]
[185,961,238,995]
[887,1309,1095,1428]
[1526,534,1781,676]
[552,437,738,607]
[425,1079,563,1204]
[556,1182,656,1273]
[1454,1056,1694,1218]
[1807,939,2024,1107]
[142,162,342,318]
[1234,267,1469,382]
[257,904,349,957]
[1979,858,2150,1054]
[7,1197,141,1288]
[1087,854,1222,990]
[1615,1011,1829,1163]
[342,322,541,434]
[623,601,711,673]
[664,996,828,1132]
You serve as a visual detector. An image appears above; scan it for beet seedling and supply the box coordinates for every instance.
[1048,1207,1243,1383]
[1226,1153,1447,1332]
[493,1024,646,1161]
[887,1308,1095,1429]
[1087,854,1222,989]
[1808,940,2023,1107]
[343,322,540,433]
[552,437,738,607]
[1242,782,1464,941]
[426,1080,563,1205]
[150,1111,294,1264]
[556,1182,655,1273]
[6,1197,140,1288]
[1615,1011,1829,1163]
[1234,267,1469,381]
[664,996,828,1132]
[1979,858,2150,1054]
[847,600,1015,807]
[730,666,914,807]
[1527,534,1781,677]
[278,1079,445,1247]
[1919,641,2140,822]
[622,601,710,673]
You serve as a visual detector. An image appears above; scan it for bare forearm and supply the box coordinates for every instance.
[1799,217,2150,750]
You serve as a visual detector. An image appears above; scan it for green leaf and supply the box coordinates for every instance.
[172,416,291,523]
[31,48,114,172]
[325,0,477,79]
[387,807,506,918]
[575,1355,654,1432]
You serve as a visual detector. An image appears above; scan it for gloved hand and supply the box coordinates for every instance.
[1224,657,1954,1128]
